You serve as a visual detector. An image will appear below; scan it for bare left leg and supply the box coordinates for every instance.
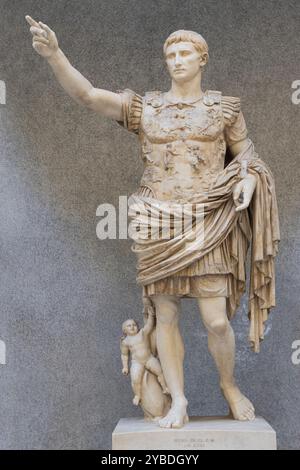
[145,356,169,394]
[197,296,255,421]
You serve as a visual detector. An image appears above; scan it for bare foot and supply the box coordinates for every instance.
[221,384,255,421]
[133,395,140,406]
[158,398,189,429]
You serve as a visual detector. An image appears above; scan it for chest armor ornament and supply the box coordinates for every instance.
[139,90,227,202]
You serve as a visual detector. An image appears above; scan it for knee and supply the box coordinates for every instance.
[153,296,179,326]
[131,375,142,386]
[206,318,229,337]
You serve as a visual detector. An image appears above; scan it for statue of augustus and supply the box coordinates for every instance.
[26,17,280,429]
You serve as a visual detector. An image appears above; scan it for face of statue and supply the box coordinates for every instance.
[165,41,206,83]
[124,320,138,336]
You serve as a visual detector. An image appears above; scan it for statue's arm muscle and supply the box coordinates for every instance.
[47,49,123,120]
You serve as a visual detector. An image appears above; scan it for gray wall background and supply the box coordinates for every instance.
[0,0,299,450]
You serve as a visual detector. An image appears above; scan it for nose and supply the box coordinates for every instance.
[174,53,183,67]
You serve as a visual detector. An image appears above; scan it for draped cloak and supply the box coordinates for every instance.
[117,89,280,353]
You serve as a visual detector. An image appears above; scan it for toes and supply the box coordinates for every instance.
[241,408,255,421]
[158,407,188,429]
[159,414,185,429]
[159,418,171,428]
[234,408,251,421]
[239,415,248,421]
[171,423,181,429]
[245,405,255,420]
[245,399,255,413]
[171,420,183,429]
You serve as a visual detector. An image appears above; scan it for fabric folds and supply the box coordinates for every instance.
[128,140,280,352]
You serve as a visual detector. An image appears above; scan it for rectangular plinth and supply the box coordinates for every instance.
[112,416,277,450]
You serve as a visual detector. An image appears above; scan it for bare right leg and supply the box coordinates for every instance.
[130,362,145,406]
[152,294,188,428]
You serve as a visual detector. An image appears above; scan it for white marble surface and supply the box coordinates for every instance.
[112,416,277,450]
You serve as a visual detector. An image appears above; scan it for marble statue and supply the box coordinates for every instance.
[26,17,280,429]
[121,308,169,405]
[120,306,171,422]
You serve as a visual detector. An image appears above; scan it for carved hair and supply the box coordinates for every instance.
[163,30,209,62]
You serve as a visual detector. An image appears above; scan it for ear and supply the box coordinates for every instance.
[199,52,209,68]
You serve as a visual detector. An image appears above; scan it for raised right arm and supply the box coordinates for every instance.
[142,307,155,336]
[25,15,123,121]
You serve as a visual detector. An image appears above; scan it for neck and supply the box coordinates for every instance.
[168,73,204,101]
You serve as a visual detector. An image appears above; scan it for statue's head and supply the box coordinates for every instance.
[163,30,209,83]
[122,319,139,336]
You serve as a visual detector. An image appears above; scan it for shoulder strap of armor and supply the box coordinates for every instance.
[221,95,241,126]
[203,90,222,106]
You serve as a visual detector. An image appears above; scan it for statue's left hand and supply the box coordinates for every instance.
[233,174,257,212]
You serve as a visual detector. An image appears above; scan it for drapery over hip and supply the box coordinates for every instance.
[128,141,280,352]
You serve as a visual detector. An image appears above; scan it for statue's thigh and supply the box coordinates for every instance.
[197,296,227,329]
[151,295,181,324]
[146,356,162,375]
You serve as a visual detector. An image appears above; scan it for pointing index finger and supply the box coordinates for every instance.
[25,15,40,28]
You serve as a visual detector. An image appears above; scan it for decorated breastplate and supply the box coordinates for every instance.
[139,91,227,201]
[141,90,224,142]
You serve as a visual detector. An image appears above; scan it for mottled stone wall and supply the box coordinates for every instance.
[0,0,299,450]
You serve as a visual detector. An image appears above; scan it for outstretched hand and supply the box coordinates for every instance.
[25,15,59,58]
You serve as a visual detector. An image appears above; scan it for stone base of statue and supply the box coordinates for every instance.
[112,416,277,450]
